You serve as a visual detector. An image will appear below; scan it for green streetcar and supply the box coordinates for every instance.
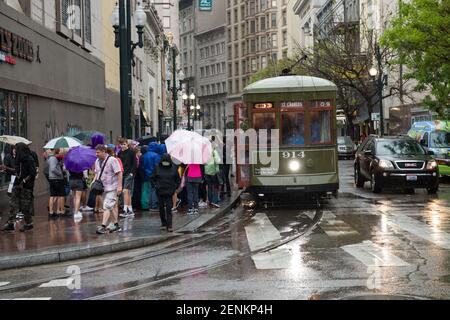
[234,75,339,206]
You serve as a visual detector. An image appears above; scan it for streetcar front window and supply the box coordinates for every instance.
[253,113,276,145]
[310,110,332,144]
[282,112,305,145]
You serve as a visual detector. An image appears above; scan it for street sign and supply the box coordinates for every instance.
[199,0,212,11]
[372,113,380,121]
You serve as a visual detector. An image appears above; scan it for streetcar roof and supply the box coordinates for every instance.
[243,76,338,94]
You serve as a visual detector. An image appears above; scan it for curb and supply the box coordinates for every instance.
[0,192,242,271]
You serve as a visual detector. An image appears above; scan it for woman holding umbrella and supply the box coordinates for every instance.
[64,145,97,221]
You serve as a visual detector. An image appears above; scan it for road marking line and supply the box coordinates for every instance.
[39,279,73,288]
[245,213,292,269]
[0,282,10,287]
[387,215,450,250]
[341,240,410,267]
[310,211,360,237]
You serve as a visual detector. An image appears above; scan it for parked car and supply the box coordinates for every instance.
[354,136,439,194]
[337,136,356,159]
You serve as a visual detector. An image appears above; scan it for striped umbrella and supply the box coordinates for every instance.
[43,136,83,150]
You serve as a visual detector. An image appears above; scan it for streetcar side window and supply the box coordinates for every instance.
[282,112,305,145]
[310,100,333,145]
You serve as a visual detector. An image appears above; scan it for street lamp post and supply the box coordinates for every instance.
[165,32,183,132]
[369,45,387,137]
[111,1,147,138]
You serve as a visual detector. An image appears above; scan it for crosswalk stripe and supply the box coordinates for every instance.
[308,210,359,237]
[341,240,410,267]
[387,215,450,250]
[0,282,10,287]
[245,213,292,270]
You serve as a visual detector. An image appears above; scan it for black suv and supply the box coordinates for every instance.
[354,136,439,194]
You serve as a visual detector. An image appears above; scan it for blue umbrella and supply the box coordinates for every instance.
[64,146,97,173]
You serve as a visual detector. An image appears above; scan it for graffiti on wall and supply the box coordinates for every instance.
[42,121,82,142]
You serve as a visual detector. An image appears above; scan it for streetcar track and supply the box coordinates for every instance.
[84,204,323,300]
[0,202,324,298]
[0,208,252,293]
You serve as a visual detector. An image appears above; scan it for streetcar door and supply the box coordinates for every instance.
[234,102,250,188]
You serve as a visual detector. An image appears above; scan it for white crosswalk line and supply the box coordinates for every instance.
[245,213,292,269]
[0,282,10,287]
[312,211,359,237]
[39,279,73,288]
[387,215,450,250]
[341,240,410,267]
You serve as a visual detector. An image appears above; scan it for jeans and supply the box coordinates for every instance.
[186,182,200,210]
[141,181,158,210]
[205,175,219,205]
[158,195,173,228]
[9,186,33,224]
[222,164,231,195]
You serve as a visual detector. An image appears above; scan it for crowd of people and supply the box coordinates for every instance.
[1,134,233,235]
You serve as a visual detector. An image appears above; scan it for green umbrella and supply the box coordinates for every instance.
[43,136,83,150]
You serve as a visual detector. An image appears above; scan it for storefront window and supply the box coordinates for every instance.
[0,90,28,187]
[282,112,305,145]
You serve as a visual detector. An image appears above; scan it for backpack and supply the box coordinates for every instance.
[43,155,54,181]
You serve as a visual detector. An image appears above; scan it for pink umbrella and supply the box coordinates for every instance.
[165,130,212,164]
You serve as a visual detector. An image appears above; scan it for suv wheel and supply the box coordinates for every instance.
[370,172,382,193]
[354,165,365,188]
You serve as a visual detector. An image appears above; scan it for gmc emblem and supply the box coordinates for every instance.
[405,163,417,168]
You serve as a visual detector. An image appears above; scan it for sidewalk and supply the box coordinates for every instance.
[0,192,241,271]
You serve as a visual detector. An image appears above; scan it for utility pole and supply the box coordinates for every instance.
[118,0,129,138]
[172,47,177,132]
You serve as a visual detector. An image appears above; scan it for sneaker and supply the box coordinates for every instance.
[16,212,24,220]
[171,207,178,213]
[167,227,174,233]
[107,223,122,233]
[176,199,182,209]
[81,206,94,212]
[96,225,108,235]
[187,209,194,215]
[193,209,199,215]
[74,211,83,221]
[20,223,33,232]
[127,210,135,217]
[198,201,208,209]
[211,203,221,208]
[3,222,14,231]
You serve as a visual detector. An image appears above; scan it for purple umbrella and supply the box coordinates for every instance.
[64,146,97,173]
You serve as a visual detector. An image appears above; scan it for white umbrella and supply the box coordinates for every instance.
[165,130,212,164]
[0,135,32,145]
[43,136,83,150]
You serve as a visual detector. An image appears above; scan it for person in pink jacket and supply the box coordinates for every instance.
[185,164,202,215]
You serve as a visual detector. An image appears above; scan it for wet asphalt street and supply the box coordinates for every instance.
[0,160,449,300]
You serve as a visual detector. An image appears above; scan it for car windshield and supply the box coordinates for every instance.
[338,137,352,144]
[376,139,426,156]
[430,131,450,148]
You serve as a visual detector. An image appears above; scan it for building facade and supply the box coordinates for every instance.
[293,0,327,49]
[225,0,301,113]
[195,0,228,131]
[0,0,112,206]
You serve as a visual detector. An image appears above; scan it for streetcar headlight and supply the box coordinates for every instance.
[426,160,437,170]
[379,159,394,169]
[289,160,301,172]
